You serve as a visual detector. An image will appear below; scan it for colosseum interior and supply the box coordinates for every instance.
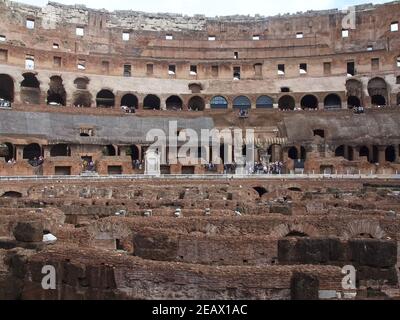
[0,0,400,301]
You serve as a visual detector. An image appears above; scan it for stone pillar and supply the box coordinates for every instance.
[344,146,349,160]
[353,147,360,161]
[16,146,24,161]
[378,146,386,164]
[368,146,374,163]
[43,146,51,158]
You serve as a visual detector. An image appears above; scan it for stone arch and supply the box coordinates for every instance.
[128,145,140,161]
[288,147,298,160]
[233,96,251,109]
[300,95,318,110]
[256,95,274,108]
[1,191,22,198]
[188,96,205,111]
[342,220,386,240]
[253,186,268,197]
[278,95,295,110]
[47,76,66,106]
[210,95,228,109]
[121,94,138,111]
[324,94,341,110]
[347,96,361,108]
[143,94,161,110]
[23,143,41,160]
[0,74,14,102]
[0,142,15,162]
[74,77,89,90]
[346,79,363,100]
[103,145,116,156]
[73,90,92,107]
[270,223,319,238]
[386,145,396,162]
[50,144,70,157]
[368,77,388,106]
[96,89,115,108]
[20,73,40,104]
[166,95,183,110]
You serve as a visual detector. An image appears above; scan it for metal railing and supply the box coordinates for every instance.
[0,173,399,182]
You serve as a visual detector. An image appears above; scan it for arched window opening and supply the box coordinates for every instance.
[288,147,298,160]
[0,142,14,162]
[210,96,228,109]
[233,96,251,110]
[347,96,361,109]
[121,94,138,112]
[278,95,295,110]
[385,146,396,162]
[324,94,341,110]
[96,90,115,108]
[50,144,70,157]
[103,145,116,156]
[20,73,40,105]
[188,96,205,111]
[23,143,41,160]
[0,74,14,103]
[166,95,183,111]
[143,95,160,110]
[47,76,66,106]
[256,96,273,108]
[300,95,318,110]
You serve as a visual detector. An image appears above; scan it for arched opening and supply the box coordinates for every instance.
[300,95,318,110]
[397,93,400,106]
[334,146,352,161]
[346,79,363,108]
[385,146,396,162]
[285,231,309,238]
[74,77,89,90]
[47,76,66,106]
[371,95,386,106]
[23,143,41,160]
[256,96,274,108]
[143,95,160,110]
[20,73,40,104]
[219,144,227,164]
[103,145,116,156]
[268,144,283,162]
[359,146,370,161]
[188,96,205,111]
[278,95,295,110]
[121,94,138,111]
[96,90,115,108]
[335,145,345,158]
[233,96,251,110]
[0,74,14,102]
[253,187,268,197]
[210,96,228,109]
[1,191,22,198]
[128,145,140,161]
[0,142,14,162]
[50,144,70,157]
[368,77,387,106]
[347,96,361,108]
[166,95,183,111]
[324,94,341,110]
[73,91,92,108]
[288,147,298,160]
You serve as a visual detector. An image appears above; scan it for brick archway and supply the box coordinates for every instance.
[270,223,319,238]
[342,220,386,240]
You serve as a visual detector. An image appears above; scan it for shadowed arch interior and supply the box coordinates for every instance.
[0,74,14,102]
[278,95,295,110]
[143,95,160,110]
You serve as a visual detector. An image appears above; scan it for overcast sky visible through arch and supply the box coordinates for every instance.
[15,0,390,16]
